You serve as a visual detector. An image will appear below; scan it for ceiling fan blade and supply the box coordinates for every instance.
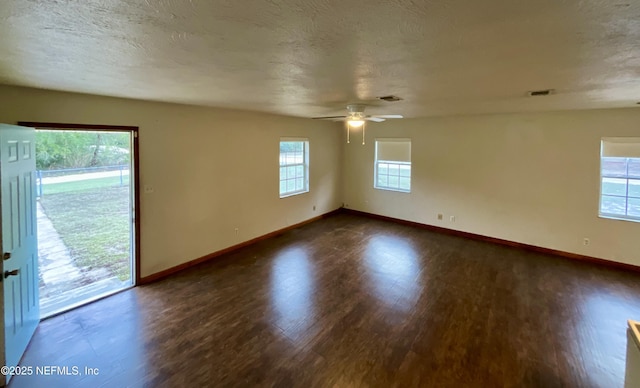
[312,116,347,121]
[371,114,403,119]
[366,117,385,122]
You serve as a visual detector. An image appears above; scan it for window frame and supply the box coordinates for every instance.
[279,138,309,198]
[374,138,412,193]
[599,155,640,222]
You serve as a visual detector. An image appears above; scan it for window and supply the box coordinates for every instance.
[279,139,309,197]
[375,139,411,192]
[600,137,640,222]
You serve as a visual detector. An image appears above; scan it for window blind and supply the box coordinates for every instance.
[376,139,411,162]
[601,137,640,158]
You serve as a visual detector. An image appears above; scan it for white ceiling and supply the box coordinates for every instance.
[1,0,640,118]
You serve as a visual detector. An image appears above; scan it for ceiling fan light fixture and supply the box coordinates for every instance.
[347,119,365,128]
[312,104,402,145]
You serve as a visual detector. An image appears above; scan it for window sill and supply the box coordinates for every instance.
[279,190,309,199]
[374,186,411,194]
[599,214,640,223]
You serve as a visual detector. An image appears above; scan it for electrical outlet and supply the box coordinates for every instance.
[313,205,316,211]
[583,238,590,246]
[144,185,154,194]
[450,215,456,222]
[437,214,443,220]
[235,228,239,236]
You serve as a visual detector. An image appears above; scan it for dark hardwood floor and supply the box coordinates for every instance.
[9,213,640,387]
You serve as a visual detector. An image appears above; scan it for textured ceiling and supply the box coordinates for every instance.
[1,0,640,118]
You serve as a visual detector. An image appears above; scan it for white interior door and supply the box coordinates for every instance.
[0,124,38,385]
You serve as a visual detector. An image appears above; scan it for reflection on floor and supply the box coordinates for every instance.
[11,212,640,387]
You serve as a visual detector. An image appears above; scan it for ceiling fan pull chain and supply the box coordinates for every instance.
[347,123,350,143]
[362,122,366,145]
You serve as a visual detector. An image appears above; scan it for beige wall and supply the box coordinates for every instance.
[1,83,638,274]
[344,109,640,267]
[0,85,343,277]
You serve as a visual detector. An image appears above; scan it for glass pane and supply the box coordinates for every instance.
[378,175,388,187]
[600,195,626,216]
[628,198,640,217]
[399,177,411,191]
[629,179,640,198]
[388,164,400,177]
[629,159,640,178]
[389,175,399,188]
[281,141,301,152]
[399,165,411,177]
[601,158,627,177]
[378,163,388,175]
[601,177,627,196]
[279,141,307,195]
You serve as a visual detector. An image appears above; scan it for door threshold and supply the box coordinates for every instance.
[41,285,134,320]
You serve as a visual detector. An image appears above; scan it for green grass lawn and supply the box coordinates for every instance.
[39,184,131,281]
[42,175,130,195]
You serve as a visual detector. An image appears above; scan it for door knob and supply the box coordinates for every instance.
[4,269,18,278]
[3,252,10,260]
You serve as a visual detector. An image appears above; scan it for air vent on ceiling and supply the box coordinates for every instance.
[528,89,554,97]
[378,95,403,102]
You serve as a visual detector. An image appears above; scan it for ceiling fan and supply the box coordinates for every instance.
[312,104,403,144]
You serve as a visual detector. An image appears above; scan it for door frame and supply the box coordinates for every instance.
[17,122,141,286]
